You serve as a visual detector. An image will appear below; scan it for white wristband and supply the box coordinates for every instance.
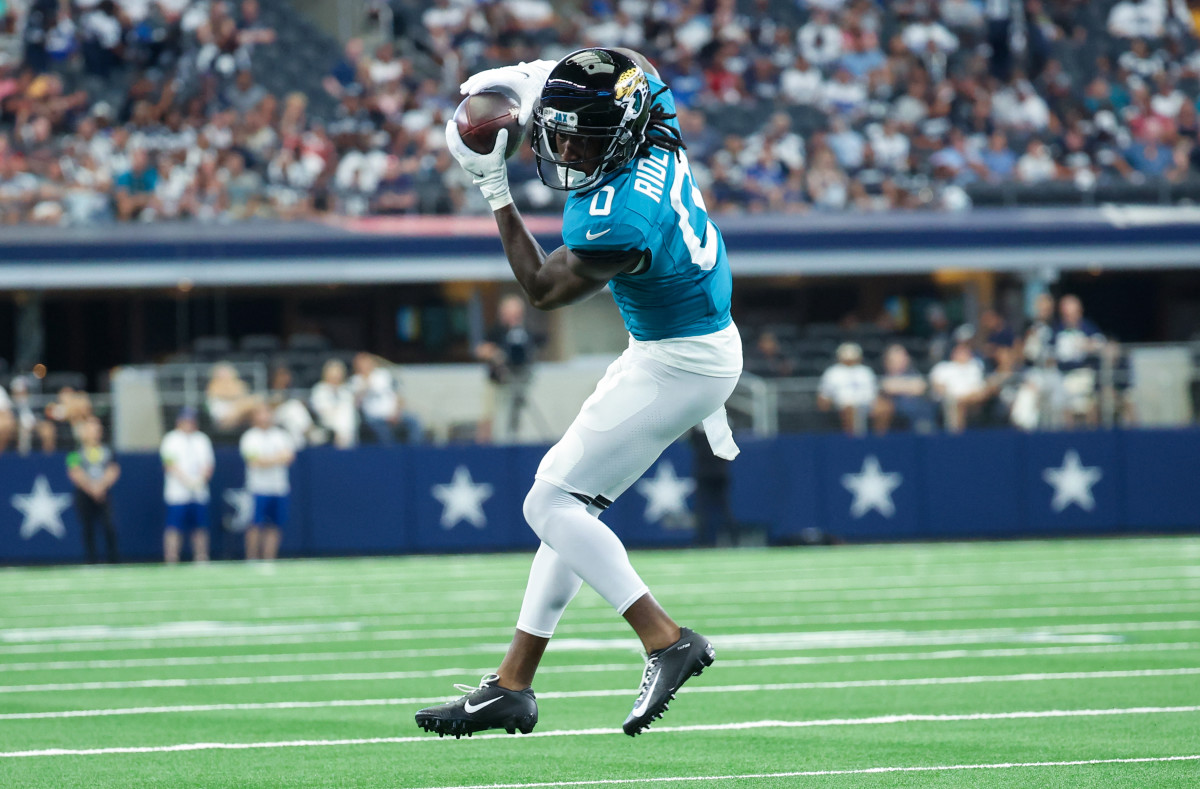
[474,171,513,211]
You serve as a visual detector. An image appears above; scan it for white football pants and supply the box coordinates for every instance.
[516,345,739,638]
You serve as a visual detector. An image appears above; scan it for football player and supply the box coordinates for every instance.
[416,48,741,739]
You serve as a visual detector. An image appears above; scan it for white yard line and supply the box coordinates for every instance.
[1,619,1197,657]
[408,755,1200,789]
[1,665,1196,699]
[3,639,1192,674]
[4,602,1200,647]
[7,569,1199,607]
[3,561,1196,602]
[3,579,1196,622]
[4,666,1200,720]
[2,707,1199,758]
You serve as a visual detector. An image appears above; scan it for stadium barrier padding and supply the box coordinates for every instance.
[2,428,1198,562]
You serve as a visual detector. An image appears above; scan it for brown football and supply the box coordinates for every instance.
[453,89,524,158]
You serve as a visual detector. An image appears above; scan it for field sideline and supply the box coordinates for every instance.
[1,537,1198,788]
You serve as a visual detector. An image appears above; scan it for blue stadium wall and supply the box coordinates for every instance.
[2,429,1198,563]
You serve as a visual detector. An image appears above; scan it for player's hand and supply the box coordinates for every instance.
[445,121,512,211]
[459,59,555,126]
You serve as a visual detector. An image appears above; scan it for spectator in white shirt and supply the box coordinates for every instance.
[269,365,315,449]
[940,0,985,32]
[818,342,878,435]
[160,408,214,564]
[311,359,358,448]
[239,403,295,561]
[351,352,400,444]
[1108,0,1166,39]
[797,10,843,67]
[350,350,422,441]
[780,54,824,105]
[869,119,912,173]
[1016,139,1058,183]
[902,13,960,55]
[930,341,988,432]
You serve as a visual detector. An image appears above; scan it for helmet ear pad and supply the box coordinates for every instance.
[530,48,653,191]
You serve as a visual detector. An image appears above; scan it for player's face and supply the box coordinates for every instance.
[554,132,605,175]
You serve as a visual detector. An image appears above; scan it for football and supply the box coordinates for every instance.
[454,89,524,158]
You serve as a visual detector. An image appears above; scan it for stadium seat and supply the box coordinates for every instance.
[42,371,88,392]
[239,334,283,355]
[193,336,233,358]
[286,333,332,352]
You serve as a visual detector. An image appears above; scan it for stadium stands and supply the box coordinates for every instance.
[0,0,1197,225]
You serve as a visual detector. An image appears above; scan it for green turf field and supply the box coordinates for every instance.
[1,537,1198,788]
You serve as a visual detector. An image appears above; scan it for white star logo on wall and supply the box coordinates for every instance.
[432,466,493,530]
[636,461,695,523]
[841,455,903,518]
[223,487,255,532]
[1043,449,1103,513]
[11,475,73,540]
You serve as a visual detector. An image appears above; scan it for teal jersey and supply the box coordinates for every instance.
[561,74,733,341]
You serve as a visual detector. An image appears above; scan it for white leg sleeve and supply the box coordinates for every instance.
[522,479,649,615]
[515,542,584,639]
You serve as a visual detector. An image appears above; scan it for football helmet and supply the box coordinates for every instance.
[531,48,652,191]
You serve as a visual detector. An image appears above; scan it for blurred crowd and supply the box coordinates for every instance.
[1,0,1199,224]
[201,351,424,448]
[0,350,423,455]
[749,292,1132,434]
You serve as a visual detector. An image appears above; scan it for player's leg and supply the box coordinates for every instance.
[99,501,119,563]
[77,494,98,564]
[244,525,261,560]
[532,355,736,735]
[245,494,266,560]
[262,495,286,560]
[164,529,182,564]
[191,529,210,563]
[417,351,736,737]
[164,504,184,564]
[262,527,281,560]
[495,541,584,689]
[190,503,211,563]
[416,541,578,736]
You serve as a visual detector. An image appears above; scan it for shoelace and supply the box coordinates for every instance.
[454,673,499,695]
[634,656,659,699]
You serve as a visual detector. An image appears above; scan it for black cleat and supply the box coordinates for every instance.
[622,627,715,737]
[414,674,538,739]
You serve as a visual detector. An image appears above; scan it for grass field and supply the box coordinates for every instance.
[1,537,1198,788]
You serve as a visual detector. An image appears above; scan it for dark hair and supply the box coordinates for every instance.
[636,86,686,160]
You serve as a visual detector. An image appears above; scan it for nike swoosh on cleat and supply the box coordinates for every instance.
[585,228,611,240]
[463,696,503,714]
[630,675,659,718]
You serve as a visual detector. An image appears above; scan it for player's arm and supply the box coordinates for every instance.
[100,460,120,491]
[66,456,94,496]
[162,454,189,485]
[493,204,641,310]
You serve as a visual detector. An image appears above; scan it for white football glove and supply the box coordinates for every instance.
[445,121,512,211]
[459,59,556,127]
